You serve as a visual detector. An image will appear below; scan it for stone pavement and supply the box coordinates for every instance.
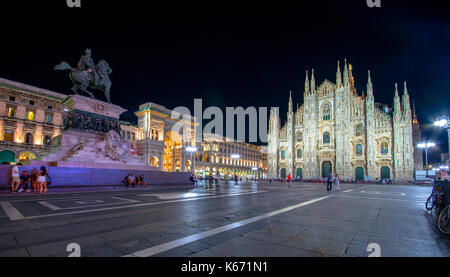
[0,181,449,257]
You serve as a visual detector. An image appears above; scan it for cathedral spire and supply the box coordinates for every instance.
[402,81,411,118]
[304,70,310,95]
[367,70,373,97]
[288,90,293,114]
[413,99,418,124]
[394,83,401,118]
[343,59,349,87]
[311,69,316,92]
[336,60,342,88]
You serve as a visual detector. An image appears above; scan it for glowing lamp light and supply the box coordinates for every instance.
[186,146,197,152]
[417,142,435,148]
[231,154,240,159]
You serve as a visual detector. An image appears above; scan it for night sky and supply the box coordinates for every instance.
[0,1,449,162]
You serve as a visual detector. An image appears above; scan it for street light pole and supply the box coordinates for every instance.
[418,142,436,178]
[434,115,450,162]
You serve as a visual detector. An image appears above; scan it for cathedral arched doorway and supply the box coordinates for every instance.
[381,166,390,179]
[322,161,332,178]
[296,168,302,180]
[280,168,286,179]
[355,167,364,182]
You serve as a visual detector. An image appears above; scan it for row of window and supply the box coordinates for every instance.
[8,96,53,110]
[280,142,389,160]
[6,107,53,124]
[121,131,136,141]
[2,130,52,146]
[294,124,364,143]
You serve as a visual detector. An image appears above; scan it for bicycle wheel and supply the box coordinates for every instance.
[425,195,434,210]
[437,205,450,235]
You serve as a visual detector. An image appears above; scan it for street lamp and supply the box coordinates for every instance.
[434,115,450,162]
[418,142,436,177]
[186,145,197,173]
[231,154,240,181]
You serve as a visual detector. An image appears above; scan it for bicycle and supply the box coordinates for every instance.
[437,204,450,235]
[426,185,444,214]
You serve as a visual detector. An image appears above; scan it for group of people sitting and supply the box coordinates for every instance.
[124,173,148,188]
[11,163,51,194]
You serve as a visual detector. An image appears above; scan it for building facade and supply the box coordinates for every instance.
[121,102,197,172]
[194,134,265,180]
[268,60,415,182]
[0,77,66,163]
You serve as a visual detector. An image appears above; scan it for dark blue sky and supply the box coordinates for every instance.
[0,0,449,162]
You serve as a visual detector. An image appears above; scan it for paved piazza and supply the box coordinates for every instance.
[0,182,449,257]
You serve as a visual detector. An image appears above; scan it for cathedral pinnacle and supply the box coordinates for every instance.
[305,70,309,94]
[367,70,373,96]
[336,60,342,87]
[311,69,316,92]
[343,59,349,87]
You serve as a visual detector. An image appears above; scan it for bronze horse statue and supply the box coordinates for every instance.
[54,59,112,103]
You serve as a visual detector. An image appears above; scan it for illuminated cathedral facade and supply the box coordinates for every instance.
[267,60,416,182]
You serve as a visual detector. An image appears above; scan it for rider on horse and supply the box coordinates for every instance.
[77,49,100,83]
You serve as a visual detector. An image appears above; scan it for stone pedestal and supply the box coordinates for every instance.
[37,95,155,170]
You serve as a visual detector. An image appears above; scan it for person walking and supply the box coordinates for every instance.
[11,163,22,193]
[287,174,291,187]
[334,173,341,191]
[327,172,333,191]
[37,166,47,194]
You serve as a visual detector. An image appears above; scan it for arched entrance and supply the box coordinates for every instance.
[150,156,159,167]
[355,167,364,181]
[0,150,15,163]
[163,131,182,172]
[280,168,287,179]
[19,152,36,162]
[322,161,332,177]
[381,166,390,179]
[296,168,302,179]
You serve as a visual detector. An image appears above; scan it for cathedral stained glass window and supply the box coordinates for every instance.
[356,144,363,156]
[281,150,286,159]
[355,124,363,137]
[297,148,302,158]
[323,132,330,144]
[323,104,331,120]
[381,142,389,154]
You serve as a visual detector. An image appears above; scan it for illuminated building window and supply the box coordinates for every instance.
[132,133,136,141]
[4,130,14,142]
[27,111,34,121]
[7,107,15,118]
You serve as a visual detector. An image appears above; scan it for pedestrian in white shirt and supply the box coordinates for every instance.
[11,163,22,193]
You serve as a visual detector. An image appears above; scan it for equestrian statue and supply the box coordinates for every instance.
[54,49,112,103]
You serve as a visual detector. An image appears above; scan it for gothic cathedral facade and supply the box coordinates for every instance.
[268,60,415,182]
